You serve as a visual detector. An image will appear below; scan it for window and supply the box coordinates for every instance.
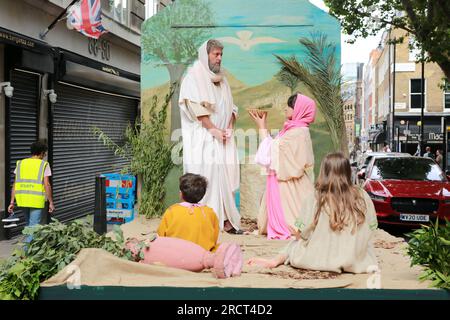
[113,0,129,26]
[410,79,426,109]
[370,158,445,182]
[102,0,145,32]
[445,80,450,109]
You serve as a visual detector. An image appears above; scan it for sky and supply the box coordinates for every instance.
[309,0,382,65]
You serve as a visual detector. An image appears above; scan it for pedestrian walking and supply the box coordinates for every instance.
[435,149,443,169]
[423,146,434,159]
[3,141,55,242]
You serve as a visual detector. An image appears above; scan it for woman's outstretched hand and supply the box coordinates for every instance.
[248,110,267,130]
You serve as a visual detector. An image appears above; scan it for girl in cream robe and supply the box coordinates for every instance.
[251,94,316,239]
[247,152,379,274]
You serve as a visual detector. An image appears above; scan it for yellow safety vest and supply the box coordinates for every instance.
[14,158,48,209]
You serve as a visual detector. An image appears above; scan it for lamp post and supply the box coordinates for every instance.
[416,120,422,156]
[392,41,397,151]
[442,117,447,172]
[420,51,425,156]
[405,121,410,153]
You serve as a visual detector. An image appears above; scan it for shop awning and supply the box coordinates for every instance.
[58,50,140,97]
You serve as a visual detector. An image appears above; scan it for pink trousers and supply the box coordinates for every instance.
[126,237,243,278]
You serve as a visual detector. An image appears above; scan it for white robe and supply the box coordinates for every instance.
[179,71,241,231]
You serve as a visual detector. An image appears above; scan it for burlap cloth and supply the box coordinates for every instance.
[42,216,433,290]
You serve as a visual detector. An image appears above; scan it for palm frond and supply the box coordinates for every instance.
[276,32,348,154]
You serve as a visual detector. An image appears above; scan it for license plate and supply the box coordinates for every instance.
[399,214,430,222]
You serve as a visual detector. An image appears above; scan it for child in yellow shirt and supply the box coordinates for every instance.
[157,173,219,252]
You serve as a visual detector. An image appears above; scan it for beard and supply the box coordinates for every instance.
[209,61,221,74]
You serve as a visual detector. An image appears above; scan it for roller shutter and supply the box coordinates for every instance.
[51,82,137,223]
[6,69,41,237]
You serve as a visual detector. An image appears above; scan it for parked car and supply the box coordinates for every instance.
[356,152,411,185]
[360,156,450,227]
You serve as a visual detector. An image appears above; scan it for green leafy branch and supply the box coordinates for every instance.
[0,219,132,300]
[406,219,450,289]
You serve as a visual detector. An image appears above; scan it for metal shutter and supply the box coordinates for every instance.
[51,83,137,223]
[6,69,41,237]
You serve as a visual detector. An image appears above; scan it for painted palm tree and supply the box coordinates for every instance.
[276,68,300,94]
[276,33,348,155]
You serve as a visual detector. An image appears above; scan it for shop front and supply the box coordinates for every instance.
[1,26,140,239]
[392,116,450,170]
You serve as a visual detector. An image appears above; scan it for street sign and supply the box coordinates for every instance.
[403,130,411,135]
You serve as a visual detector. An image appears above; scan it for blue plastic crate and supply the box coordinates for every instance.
[105,187,135,200]
[107,208,134,224]
[103,173,136,224]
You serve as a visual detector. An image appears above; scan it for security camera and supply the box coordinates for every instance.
[0,82,14,98]
[4,85,13,97]
[44,89,57,103]
[49,91,57,103]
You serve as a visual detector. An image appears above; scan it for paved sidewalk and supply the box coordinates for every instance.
[0,237,23,261]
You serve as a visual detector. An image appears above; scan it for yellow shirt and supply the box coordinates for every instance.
[157,204,219,252]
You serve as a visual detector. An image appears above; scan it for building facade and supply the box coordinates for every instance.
[0,0,149,239]
[366,28,449,169]
[361,49,381,151]
[342,63,364,151]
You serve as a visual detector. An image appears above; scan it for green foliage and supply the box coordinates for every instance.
[406,219,450,289]
[141,0,214,66]
[276,33,348,155]
[324,0,450,79]
[0,219,132,300]
[94,89,177,218]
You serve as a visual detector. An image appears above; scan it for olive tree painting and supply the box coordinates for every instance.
[141,0,214,131]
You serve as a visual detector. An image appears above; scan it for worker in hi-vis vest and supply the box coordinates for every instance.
[5,141,55,242]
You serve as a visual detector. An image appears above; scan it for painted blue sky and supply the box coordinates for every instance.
[141,0,340,90]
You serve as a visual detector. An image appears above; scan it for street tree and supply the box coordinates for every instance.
[324,0,450,80]
[141,0,214,131]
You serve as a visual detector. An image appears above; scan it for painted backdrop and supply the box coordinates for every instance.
[141,0,341,218]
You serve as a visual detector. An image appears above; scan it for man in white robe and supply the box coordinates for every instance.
[178,39,242,233]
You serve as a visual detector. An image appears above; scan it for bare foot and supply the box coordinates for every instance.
[246,257,277,268]
[223,220,233,232]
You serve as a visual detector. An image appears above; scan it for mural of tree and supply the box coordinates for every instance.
[141,0,214,131]
[276,33,348,156]
[275,68,300,94]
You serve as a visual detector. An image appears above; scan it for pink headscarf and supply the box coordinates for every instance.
[278,94,316,137]
[264,94,316,240]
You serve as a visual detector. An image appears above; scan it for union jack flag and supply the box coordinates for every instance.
[67,0,107,39]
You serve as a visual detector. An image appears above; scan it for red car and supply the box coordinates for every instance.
[360,156,450,227]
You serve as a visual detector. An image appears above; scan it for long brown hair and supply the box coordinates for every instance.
[312,152,366,234]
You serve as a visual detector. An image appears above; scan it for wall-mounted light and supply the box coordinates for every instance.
[44,89,57,103]
[0,82,14,97]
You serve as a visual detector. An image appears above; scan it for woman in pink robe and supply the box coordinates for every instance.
[249,93,316,240]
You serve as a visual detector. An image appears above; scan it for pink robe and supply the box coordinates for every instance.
[255,127,315,239]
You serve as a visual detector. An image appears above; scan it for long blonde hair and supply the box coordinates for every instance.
[312,152,366,234]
